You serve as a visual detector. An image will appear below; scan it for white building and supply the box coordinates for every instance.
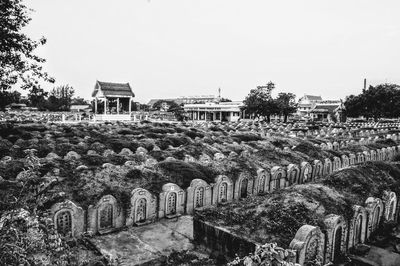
[148,95,217,108]
[184,101,243,122]
[309,100,345,122]
[297,95,323,117]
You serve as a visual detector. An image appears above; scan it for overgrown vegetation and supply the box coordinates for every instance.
[0,120,398,264]
[196,162,400,248]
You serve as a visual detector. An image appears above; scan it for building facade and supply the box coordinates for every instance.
[148,95,218,108]
[310,100,346,122]
[297,95,323,117]
[184,101,243,122]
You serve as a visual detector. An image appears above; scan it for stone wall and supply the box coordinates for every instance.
[193,218,259,260]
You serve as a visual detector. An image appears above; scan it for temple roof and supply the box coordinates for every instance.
[311,104,343,113]
[304,95,322,101]
[92,81,134,98]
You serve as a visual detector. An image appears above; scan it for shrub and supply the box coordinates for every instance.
[157,135,192,149]
[150,127,176,134]
[0,139,12,157]
[393,153,400,162]
[82,154,106,166]
[36,140,54,158]
[126,169,143,180]
[107,154,127,165]
[117,128,135,135]
[104,138,139,153]
[166,250,216,265]
[0,160,25,180]
[149,150,172,161]
[375,138,397,146]
[231,133,262,143]
[157,161,217,188]
[184,130,204,139]
[293,141,322,159]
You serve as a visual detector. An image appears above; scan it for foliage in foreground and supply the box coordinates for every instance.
[228,243,300,266]
[166,250,216,266]
[0,209,72,265]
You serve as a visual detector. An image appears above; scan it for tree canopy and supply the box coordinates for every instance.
[0,0,54,109]
[344,83,400,120]
[275,92,297,123]
[152,100,178,111]
[220,97,232,102]
[242,82,297,122]
[151,100,186,121]
[242,82,277,122]
[46,85,75,111]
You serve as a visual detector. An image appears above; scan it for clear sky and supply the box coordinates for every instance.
[24,0,400,103]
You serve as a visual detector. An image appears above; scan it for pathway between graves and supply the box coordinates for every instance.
[90,215,194,266]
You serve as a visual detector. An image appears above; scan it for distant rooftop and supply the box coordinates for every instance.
[302,95,323,101]
[148,95,218,106]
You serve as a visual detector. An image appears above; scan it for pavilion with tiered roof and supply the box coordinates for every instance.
[92,81,135,121]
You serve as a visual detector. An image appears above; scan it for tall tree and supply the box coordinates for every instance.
[46,85,75,111]
[152,100,177,111]
[27,83,48,109]
[243,81,277,122]
[344,83,400,120]
[0,90,21,110]
[0,0,54,104]
[168,103,186,121]
[275,92,297,123]
[344,94,365,118]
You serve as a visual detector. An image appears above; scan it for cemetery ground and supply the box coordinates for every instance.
[1,118,400,265]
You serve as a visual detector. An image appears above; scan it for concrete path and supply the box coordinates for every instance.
[90,215,194,266]
[350,245,400,266]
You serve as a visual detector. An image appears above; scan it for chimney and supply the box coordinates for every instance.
[364,78,367,90]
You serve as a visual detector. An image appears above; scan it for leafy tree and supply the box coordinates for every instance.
[71,97,88,105]
[151,100,186,120]
[168,103,186,121]
[275,92,297,123]
[344,83,400,120]
[220,97,232,102]
[242,81,277,122]
[0,0,54,99]
[344,94,365,118]
[138,103,149,111]
[46,85,75,111]
[27,83,48,109]
[152,100,176,111]
[0,90,21,110]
